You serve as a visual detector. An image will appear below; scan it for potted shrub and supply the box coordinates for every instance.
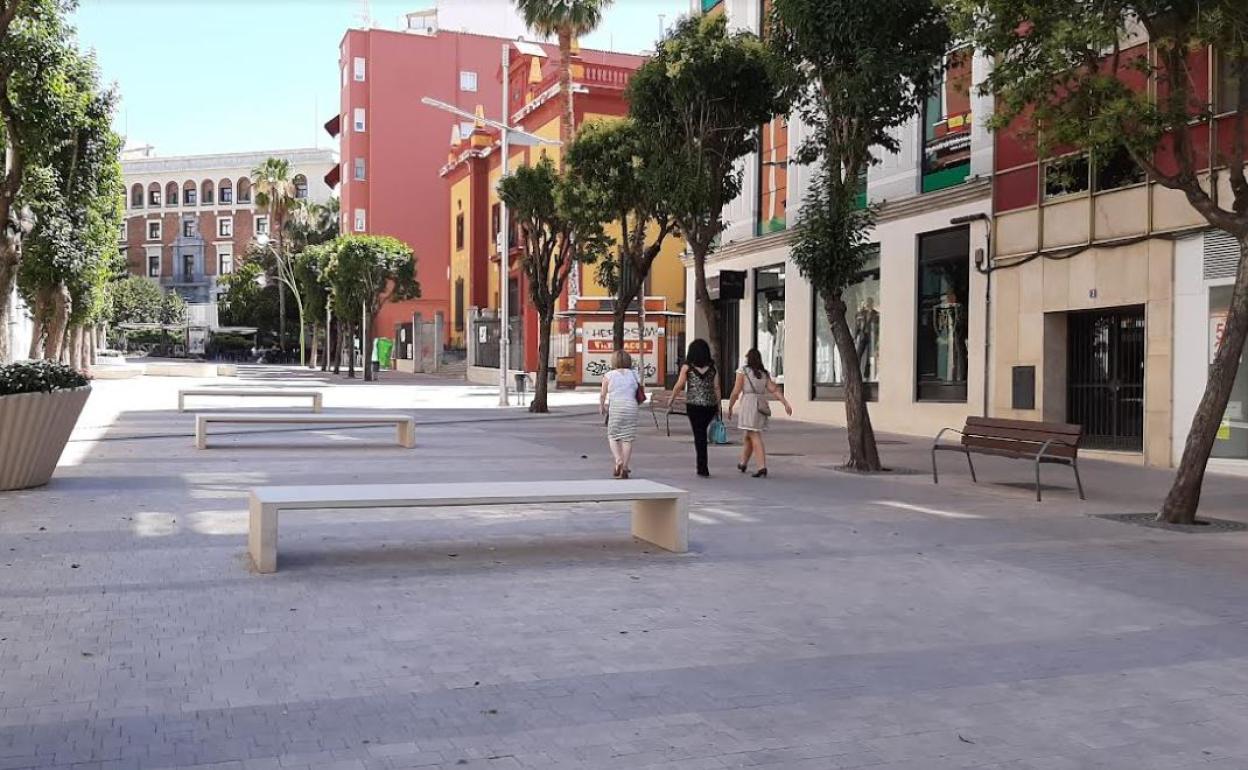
[0,360,91,491]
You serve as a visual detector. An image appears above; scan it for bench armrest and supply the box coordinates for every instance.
[932,427,963,449]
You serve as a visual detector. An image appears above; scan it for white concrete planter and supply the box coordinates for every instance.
[0,386,91,491]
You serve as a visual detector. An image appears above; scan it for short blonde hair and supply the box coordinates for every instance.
[611,349,633,370]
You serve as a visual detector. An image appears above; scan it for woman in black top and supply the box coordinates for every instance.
[666,339,722,477]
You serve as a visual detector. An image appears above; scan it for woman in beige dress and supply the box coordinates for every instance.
[727,348,793,478]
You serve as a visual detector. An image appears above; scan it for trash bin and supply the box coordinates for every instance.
[373,337,393,373]
[513,372,529,404]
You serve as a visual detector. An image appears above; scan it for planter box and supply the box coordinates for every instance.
[0,386,91,491]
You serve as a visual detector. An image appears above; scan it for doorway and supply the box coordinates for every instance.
[1066,306,1145,451]
[715,298,740,395]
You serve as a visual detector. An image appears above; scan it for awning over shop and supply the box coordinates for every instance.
[323,162,341,189]
[323,114,340,138]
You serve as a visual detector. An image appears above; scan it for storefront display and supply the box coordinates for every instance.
[1210,286,1248,459]
[814,249,880,399]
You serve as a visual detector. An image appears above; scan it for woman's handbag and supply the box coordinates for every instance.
[749,372,771,417]
[634,373,647,404]
[709,415,729,445]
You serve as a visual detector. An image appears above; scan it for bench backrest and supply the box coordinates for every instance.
[961,416,1083,458]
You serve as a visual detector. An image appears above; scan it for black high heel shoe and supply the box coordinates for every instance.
[737,463,748,473]
[752,468,768,478]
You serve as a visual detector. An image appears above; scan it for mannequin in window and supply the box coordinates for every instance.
[853,295,880,381]
[934,289,966,382]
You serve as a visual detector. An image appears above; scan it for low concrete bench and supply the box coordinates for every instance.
[179,388,323,413]
[195,412,414,450]
[247,479,689,573]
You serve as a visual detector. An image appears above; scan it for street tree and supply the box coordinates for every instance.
[251,157,301,360]
[287,198,339,368]
[627,13,782,366]
[945,0,1248,523]
[513,0,613,167]
[769,0,950,471]
[18,45,122,366]
[566,118,678,350]
[324,235,419,383]
[0,0,78,363]
[498,155,607,412]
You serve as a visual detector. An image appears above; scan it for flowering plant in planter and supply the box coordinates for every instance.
[0,360,90,396]
[0,360,92,492]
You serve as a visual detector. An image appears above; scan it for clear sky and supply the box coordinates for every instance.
[73,0,690,158]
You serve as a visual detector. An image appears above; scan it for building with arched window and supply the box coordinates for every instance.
[120,147,337,306]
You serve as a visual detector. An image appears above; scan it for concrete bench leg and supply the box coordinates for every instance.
[194,418,208,449]
[313,394,323,413]
[397,420,415,448]
[249,497,279,574]
[631,496,688,553]
[178,393,186,412]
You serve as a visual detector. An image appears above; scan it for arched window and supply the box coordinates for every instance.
[201,179,215,204]
[293,174,308,200]
[147,182,161,207]
[165,181,178,206]
[218,178,233,205]
[130,184,144,208]
[182,180,197,206]
[236,177,251,204]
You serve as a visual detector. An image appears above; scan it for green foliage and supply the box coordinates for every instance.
[944,0,1247,225]
[770,0,950,168]
[790,169,877,301]
[567,118,677,300]
[107,275,164,325]
[770,0,949,301]
[216,261,277,330]
[627,13,782,253]
[0,358,88,396]
[324,234,420,319]
[498,156,606,317]
[159,291,186,326]
[513,0,612,38]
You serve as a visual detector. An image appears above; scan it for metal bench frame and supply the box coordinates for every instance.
[932,420,1086,502]
[649,390,687,436]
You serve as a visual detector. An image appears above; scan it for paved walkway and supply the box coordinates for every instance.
[2,367,1248,769]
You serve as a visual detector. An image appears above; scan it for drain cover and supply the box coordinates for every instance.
[1092,512,1248,533]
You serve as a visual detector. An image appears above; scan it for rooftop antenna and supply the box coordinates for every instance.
[355,0,372,28]
[658,13,666,40]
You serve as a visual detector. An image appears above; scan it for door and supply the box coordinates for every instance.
[715,298,740,395]
[1067,306,1145,451]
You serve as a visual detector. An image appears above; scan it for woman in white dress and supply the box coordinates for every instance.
[599,349,642,479]
[727,348,792,478]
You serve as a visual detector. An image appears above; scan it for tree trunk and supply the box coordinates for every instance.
[0,204,19,364]
[362,303,373,383]
[310,322,319,368]
[612,275,643,350]
[691,243,723,368]
[87,326,97,369]
[530,312,553,413]
[826,294,882,471]
[43,284,71,362]
[333,320,342,375]
[1161,235,1248,523]
[346,322,356,379]
[278,280,287,352]
[27,290,47,360]
[558,29,574,172]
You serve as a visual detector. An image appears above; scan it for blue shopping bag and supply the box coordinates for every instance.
[708,416,729,445]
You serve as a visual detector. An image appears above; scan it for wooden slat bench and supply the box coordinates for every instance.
[650,390,687,436]
[195,412,414,450]
[932,417,1085,501]
[179,388,323,413]
[246,479,689,573]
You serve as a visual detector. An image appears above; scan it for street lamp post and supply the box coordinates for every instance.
[421,52,560,408]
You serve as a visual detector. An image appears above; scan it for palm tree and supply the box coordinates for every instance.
[251,158,304,363]
[514,0,613,166]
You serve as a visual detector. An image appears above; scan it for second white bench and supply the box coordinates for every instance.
[247,479,689,573]
[179,388,323,412]
[195,412,415,449]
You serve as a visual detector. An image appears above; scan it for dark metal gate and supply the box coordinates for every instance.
[1067,306,1145,451]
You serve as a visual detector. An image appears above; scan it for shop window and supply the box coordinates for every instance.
[814,247,880,400]
[753,264,785,384]
[921,48,973,193]
[1210,285,1248,459]
[1094,146,1145,192]
[1043,153,1090,199]
[756,115,788,235]
[916,226,970,402]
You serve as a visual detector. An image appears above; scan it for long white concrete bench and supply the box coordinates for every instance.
[247,479,689,573]
[195,412,415,450]
[179,388,323,413]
